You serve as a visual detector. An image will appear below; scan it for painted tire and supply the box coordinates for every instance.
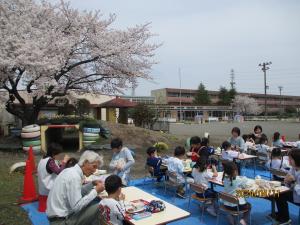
[83,141,96,146]
[21,136,41,142]
[21,131,41,138]
[83,128,100,134]
[22,124,40,133]
[22,140,41,147]
[83,132,99,137]
[23,145,41,153]
[83,136,99,141]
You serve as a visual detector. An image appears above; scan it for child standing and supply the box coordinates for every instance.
[222,161,251,225]
[109,138,135,185]
[166,146,193,198]
[146,146,164,181]
[274,149,300,224]
[99,175,126,225]
[192,159,218,216]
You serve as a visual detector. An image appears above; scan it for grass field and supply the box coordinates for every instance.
[0,152,31,225]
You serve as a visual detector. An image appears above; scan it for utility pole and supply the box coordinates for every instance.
[278,86,283,118]
[230,69,236,89]
[179,68,182,122]
[259,62,272,121]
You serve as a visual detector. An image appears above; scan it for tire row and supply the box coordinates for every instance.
[83,128,100,147]
[21,124,41,154]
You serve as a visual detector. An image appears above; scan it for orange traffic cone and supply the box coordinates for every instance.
[27,146,36,173]
[20,160,38,202]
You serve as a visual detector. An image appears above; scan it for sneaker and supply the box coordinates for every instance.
[206,206,217,217]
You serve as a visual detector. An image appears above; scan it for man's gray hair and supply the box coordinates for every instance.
[78,150,103,166]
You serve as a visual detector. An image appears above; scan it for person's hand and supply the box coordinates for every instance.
[63,154,70,163]
[94,181,105,193]
[116,164,123,171]
[284,174,295,184]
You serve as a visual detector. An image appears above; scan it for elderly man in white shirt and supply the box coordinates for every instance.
[46,150,105,225]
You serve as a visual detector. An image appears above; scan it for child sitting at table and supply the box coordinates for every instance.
[109,138,135,185]
[221,141,241,175]
[166,146,194,198]
[146,146,164,182]
[272,132,284,148]
[242,134,255,152]
[99,175,126,225]
[222,161,251,225]
[255,134,270,161]
[192,158,218,216]
[190,136,201,162]
[274,149,300,224]
[265,148,290,181]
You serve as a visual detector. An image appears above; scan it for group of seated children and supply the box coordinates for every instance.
[98,131,300,225]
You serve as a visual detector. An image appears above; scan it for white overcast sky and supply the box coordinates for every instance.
[69,0,300,96]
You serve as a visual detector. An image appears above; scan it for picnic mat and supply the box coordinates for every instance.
[21,201,49,225]
[21,167,299,225]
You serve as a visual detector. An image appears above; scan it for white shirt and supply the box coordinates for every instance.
[222,150,239,161]
[37,157,57,195]
[223,176,248,207]
[109,147,135,180]
[192,168,213,189]
[99,198,125,225]
[166,157,185,183]
[46,164,97,217]
[266,158,290,171]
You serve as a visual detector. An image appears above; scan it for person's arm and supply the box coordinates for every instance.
[211,165,218,177]
[121,149,135,171]
[46,158,65,175]
[109,155,117,170]
[66,177,98,213]
[156,158,162,167]
[239,138,245,152]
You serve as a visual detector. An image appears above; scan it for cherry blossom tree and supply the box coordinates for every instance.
[0,0,159,125]
[233,95,262,115]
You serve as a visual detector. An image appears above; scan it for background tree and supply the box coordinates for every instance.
[218,86,230,105]
[75,99,91,117]
[228,88,237,100]
[232,96,262,115]
[218,86,236,105]
[193,83,211,105]
[130,104,156,128]
[0,0,159,125]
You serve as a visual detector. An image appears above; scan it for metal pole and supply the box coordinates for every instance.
[264,67,267,121]
[278,86,283,118]
[259,62,271,121]
[179,68,182,122]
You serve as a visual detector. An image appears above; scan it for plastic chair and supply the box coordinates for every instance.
[269,168,288,182]
[188,183,214,222]
[143,164,163,186]
[216,192,251,225]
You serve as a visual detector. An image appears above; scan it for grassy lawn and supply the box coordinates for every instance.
[0,152,31,225]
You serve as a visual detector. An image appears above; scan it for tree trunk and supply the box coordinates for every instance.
[6,103,41,127]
